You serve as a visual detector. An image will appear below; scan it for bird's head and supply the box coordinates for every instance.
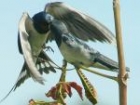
[32,11,54,34]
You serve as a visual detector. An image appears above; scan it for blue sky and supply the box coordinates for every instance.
[0,0,139,105]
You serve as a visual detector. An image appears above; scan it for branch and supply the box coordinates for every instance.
[113,0,128,105]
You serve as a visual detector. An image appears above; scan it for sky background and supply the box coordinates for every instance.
[0,0,139,105]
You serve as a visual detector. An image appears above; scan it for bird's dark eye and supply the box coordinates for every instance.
[33,21,49,34]
[40,22,48,29]
[41,22,48,26]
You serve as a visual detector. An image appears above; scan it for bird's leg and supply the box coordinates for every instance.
[79,65,118,82]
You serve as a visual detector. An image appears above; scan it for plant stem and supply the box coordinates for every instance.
[113,0,128,105]
[59,60,67,82]
[80,65,118,82]
[57,60,67,104]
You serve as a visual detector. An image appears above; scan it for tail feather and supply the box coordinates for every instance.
[93,53,130,72]
[0,63,29,103]
[0,51,57,103]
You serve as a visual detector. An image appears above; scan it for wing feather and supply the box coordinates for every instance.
[18,12,45,84]
[45,2,116,44]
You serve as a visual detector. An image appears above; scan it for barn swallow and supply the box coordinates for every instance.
[46,14,130,72]
[0,12,57,102]
[17,12,56,84]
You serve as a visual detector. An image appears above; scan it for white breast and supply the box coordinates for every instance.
[28,25,50,56]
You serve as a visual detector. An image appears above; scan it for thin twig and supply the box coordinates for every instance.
[79,65,118,82]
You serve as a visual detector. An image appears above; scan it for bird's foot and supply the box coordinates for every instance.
[43,45,54,53]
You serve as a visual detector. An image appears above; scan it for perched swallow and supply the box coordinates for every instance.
[18,12,56,84]
[0,12,57,102]
[41,12,130,72]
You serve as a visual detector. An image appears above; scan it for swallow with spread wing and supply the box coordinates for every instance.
[0,12,57,102]
[41,12,129,72]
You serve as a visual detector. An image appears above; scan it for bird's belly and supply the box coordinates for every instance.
[59,42,92,67]
[28,32,49,56]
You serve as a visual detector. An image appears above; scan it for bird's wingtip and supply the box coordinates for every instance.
[126,67,130,72]
[33,76,46,85]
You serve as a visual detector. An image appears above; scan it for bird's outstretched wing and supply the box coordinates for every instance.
[18,12,45,84]
[0,50,57,103]
[45,2,116,44]
[14,51,57,90]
